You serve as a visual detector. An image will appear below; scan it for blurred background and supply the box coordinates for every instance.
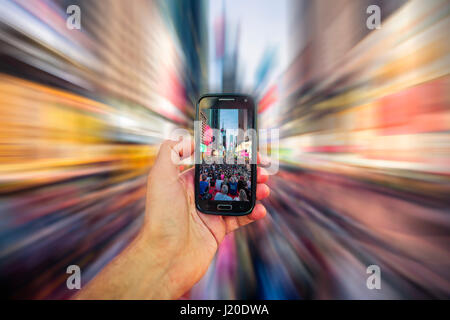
[0,0,448,299]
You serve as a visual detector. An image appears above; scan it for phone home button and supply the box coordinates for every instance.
[217,204,232,211]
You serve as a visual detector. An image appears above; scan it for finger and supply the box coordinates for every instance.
[257,152,261,165]
[256,183,270,200]
[224,203,267,233]
[248,203,267,220]
[157,137,193,165]
[257,166,268,183]
[154,139,179,165]
[173,136,194,160]
[151,139,187,182]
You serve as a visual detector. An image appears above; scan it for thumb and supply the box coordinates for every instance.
[151,138,194,182]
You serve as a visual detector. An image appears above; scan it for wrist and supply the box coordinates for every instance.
[133,225,188,299]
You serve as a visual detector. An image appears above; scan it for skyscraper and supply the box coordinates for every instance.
[221,121,227,149]
[237,109,248,145]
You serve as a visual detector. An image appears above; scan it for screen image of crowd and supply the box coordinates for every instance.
[199,163,251,201]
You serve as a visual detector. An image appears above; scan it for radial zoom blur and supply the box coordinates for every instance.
[0,0,449,299]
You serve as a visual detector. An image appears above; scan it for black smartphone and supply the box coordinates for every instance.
[195,94,257,216]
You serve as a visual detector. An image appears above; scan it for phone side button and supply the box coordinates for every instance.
[217,204,232,211]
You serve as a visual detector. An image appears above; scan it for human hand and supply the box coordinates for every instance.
[143,138,270,298]
[76,137,269,300]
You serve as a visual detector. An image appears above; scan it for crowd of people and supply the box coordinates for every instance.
[199,164,252,201]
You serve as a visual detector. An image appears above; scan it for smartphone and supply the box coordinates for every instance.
[195,94,257,216]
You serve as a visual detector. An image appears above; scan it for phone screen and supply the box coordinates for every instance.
[196,96,256,214]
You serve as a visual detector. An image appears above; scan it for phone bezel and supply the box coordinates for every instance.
[194,93,257,216]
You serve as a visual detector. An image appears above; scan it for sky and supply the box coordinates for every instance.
[220,109,238,148]
[208,0,290,92]
[220,109,238,130]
